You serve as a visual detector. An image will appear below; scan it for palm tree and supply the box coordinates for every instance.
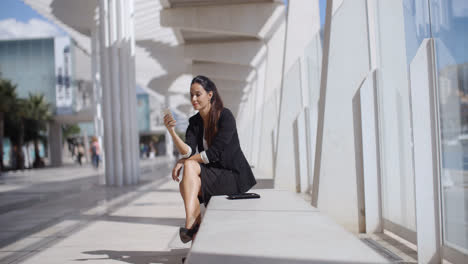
[62,124,81,142]
[9,98,29,170]
[23,93,52,168]
[0,78,18,172]
[3,93,52,170]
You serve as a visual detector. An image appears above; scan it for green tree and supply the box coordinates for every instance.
[3,93,52,170]
[0,78,18,171]
[9,98,29,170]
[23,93,52,168]
[62,124,81,141]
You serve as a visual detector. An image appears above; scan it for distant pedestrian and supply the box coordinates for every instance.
[77,144,85,166]
[145,144,150,158]
[140,143,144,158]
[10,146,17,170]
[90,137,100,169]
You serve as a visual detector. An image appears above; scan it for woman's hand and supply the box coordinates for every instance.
[172,159,186,182]
[163,112,176,130]
[163,111,191,158]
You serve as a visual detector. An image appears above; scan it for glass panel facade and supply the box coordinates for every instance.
[376,0,422,233]
[0,38,56,109]
[78,122,95,136]
[429,0,468,254]
[137,94,150,132]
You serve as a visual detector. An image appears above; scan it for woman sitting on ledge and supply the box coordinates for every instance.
[163,75,256,243]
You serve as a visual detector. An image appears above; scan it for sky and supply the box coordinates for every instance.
[0,0,65,40]
[0,0,327,39]
[319,0,327,26]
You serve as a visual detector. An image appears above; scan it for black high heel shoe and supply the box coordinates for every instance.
[179,223,200,243]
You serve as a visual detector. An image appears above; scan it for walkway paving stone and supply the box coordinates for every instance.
[0,158,190,264]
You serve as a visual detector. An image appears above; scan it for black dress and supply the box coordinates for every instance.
[185,108,257,205]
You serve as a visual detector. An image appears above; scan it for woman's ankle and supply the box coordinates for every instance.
[185,214,201,229]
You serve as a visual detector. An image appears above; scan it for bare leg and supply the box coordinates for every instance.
[179,160,201,229]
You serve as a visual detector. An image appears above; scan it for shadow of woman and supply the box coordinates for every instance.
[76,248,190,264]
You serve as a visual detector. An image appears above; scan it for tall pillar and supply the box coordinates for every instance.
[165,95,174,160]
[83,129,90,163]
[98,0,139,186]
[117,0,132,185]
[48,121,62,167]
[251,61,266,166]
[128,0,140,183]
[248,79,258,163]
[99,0,115,185]
[91,27,104,161]
[109,0,123,186]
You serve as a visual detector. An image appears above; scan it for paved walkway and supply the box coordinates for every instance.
[0,157,191,264]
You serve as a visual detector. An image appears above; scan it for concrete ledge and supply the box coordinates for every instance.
[252,178,274,189]
[251,168,274,189]
[186,190,390,264]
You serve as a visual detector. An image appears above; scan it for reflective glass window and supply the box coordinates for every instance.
[430,0,468,254]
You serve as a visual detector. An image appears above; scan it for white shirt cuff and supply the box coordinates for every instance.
[180,145,192,159]
[200,151,210,164]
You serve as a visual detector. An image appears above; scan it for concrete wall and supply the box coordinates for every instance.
[275,0,320,190]
[255,19,286,178]
[316,0,370,232]
[375,0,416,232]
[223,4,287,178]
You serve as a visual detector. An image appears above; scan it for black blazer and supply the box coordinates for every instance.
[185,108,256,193]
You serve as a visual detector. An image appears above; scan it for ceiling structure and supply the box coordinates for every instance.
[22,0,285,118]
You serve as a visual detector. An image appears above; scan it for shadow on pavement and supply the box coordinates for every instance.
[0,161,176,263]
[99,215,185,227]
[77,248,190,264]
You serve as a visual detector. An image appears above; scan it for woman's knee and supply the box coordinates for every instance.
[183,159,200,173]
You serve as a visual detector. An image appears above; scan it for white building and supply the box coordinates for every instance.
[21,0,468,263]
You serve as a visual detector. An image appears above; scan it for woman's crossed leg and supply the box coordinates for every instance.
[179,159,201,229]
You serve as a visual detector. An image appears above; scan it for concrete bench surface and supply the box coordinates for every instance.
[186,190,390,264]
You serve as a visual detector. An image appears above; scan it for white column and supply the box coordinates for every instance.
[295,109,309,193]
[311,0,333,206]
[124,0,135,185]
[128,0,140,183]
[300,56,309,108]
[410,39,441,264]
[248,79,258,164]
[362,0,382,234]
[109,0,123,186]
[130,57,140,183]
[252,61,267,166]
[359,70,382,234]
[91,27,104,159]
[117,0,132,185]
[165,95,174,160]
[48,121,62,167]
[83,129,90,163]
[99,0,115,185]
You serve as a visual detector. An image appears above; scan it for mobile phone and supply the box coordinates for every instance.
[227,193,261,200]
[163,108,172,117]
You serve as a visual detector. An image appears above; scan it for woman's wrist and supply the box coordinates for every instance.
[188,154,203,163]
[167,127,178,137]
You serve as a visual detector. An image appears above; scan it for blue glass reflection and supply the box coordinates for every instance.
[402,0,432,65]
[137,94,150,132]
[0,39,56,107]
[430,0,468,253]
[319,0,327,28]
[431,0,468,67]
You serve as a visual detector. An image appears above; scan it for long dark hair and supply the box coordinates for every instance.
[191,75,224,147]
